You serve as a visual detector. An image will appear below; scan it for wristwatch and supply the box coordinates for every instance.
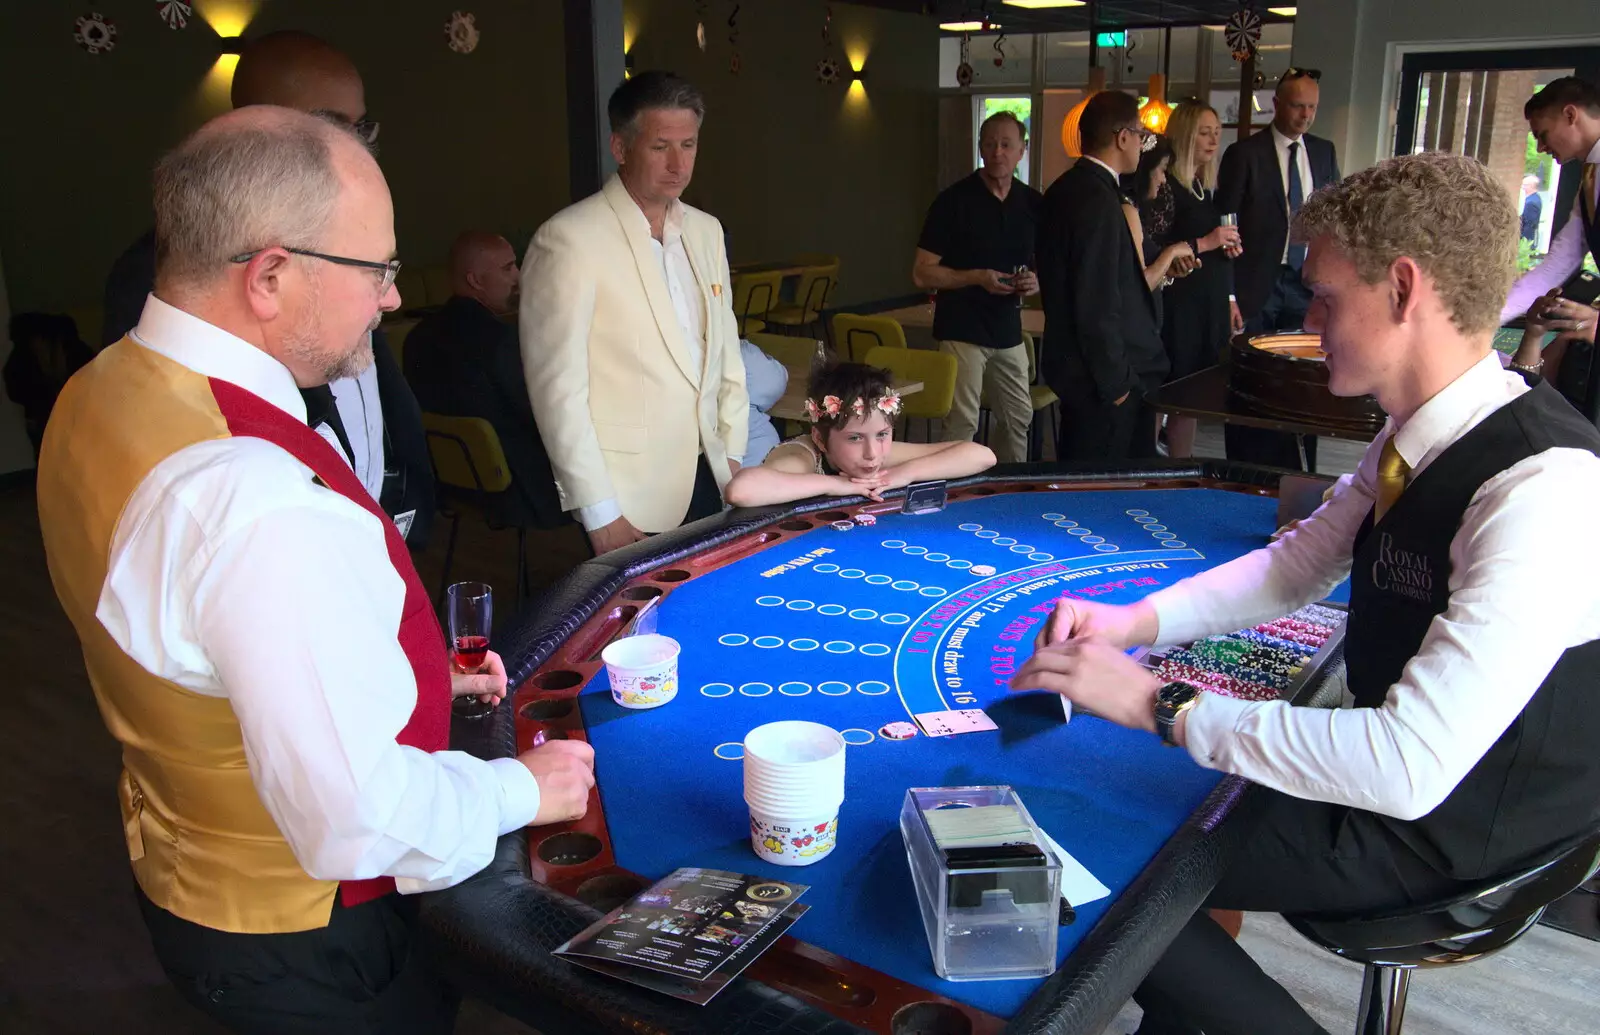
[1154,681,1203,747]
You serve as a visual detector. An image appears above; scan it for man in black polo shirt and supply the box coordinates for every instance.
[1014,152,1600,1033]
[913,111,1042,464]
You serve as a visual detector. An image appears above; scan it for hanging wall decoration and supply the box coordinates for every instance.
[815,4,838,86]
[955,32,974,88]
[445,11,480,54]
[696,0,708,52]
[74,13,117,54]
[992,33,1006,69]
[156,1,192,30]
[1224,5,1262,63]
[728,2,741,75]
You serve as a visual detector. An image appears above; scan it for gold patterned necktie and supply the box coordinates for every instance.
[1374,436,1410,523]
[1584,162,1597,224]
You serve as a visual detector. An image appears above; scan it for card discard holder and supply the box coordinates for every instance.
[900,786,1061,981]
[901,480,948,515]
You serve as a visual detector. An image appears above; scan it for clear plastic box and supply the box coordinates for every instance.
[899,786,1062,981]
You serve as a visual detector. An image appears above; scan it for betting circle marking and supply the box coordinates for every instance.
[1081,536,1105,545]
[756,596,784,607]
[946,559,973,569]
[817,604,848,616]
[786,599,816,611]
[823,641,856,654]
[1041,513,1065,521]
[1029,553,1054,562]
[840,728,877,745]
[891,580,921,591]
[818,681,852,695]
[924,552,951,563]
[1153,531,1177,540]
[864,574,893,585]
[902,546,928,556]
[975,530,1000,539]
[1126,509,1149,517]
[813,563,840,574]
[993,537,1017,546]
[778,681,812,696]
[714,742,745,760]
[701,683,735,698]
[788,638,820,651]
[918,587,948,597]
[1094,543,1120,552]
[856,681,892,696]
[752,635,785,649]
[882,539,908,549]
[1162,540,1189,548]
[958,523,984,531]
[859,644,892,656]
[1145,524,1168,532]
[1009,544,1034,554]
[880,613,911,625]
[848,608,880,621]
[739,682,774,697]
[718,633,750,646]
[839,569,867,579]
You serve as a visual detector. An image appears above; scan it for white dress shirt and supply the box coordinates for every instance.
[328,362,385,502]
[1149,352,1600,821]
[1502,136,1600,323]
[105,296,541,892]
[577,199,713,532]
[1271,125,1315,264]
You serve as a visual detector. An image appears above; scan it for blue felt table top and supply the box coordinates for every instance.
[577,488,1349,1018]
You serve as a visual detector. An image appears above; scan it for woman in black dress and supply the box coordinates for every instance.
[1151,102,1242,457]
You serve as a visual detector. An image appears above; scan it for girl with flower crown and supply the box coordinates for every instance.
[725,362,995,507]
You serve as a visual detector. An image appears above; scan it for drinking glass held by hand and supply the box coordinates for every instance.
[447,581,498,718]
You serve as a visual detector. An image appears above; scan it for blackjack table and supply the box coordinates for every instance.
[421,461,1350,1035]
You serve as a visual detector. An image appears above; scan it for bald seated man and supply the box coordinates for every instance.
[100,29,434,547]
[405,232,567,530]
[43,107,596,1035]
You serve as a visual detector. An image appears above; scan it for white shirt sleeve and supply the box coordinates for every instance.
[1502,205,1587,325]
[98,440,542,893]
[577,497,624,532]
[1182,447,1600,820]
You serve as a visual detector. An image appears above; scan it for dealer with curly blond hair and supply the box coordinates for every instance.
[1011,151,1600,1034]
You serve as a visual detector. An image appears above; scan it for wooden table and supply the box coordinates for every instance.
[873,302,1046,337]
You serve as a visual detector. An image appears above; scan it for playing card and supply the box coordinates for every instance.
[913,708,999,737]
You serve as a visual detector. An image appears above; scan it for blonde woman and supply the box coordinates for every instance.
[1154,102,1241,457]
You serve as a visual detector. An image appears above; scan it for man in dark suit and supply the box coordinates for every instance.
[1216,68,1341,469]
[405,232,566,531]
[99,30,435,546]
[1038,90,1167,461]
[1520,175,1545,243]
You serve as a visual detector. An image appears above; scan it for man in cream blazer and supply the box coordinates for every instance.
[521,71,747,555]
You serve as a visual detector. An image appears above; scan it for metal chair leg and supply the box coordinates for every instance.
[1355,964,1410,1035]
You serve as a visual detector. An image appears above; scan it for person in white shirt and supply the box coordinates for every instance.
[740,338,789,465]
[1013,152,1600,1035]
[38,107,595,1035]
[521,71,748,556]
[1499,77,1600,351]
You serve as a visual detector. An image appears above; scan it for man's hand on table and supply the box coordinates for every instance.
[1009,637,1163,734]
[452,649,508,705]
[519,739,597,825]
[589,515,647,556]
[1035,597,1159,650]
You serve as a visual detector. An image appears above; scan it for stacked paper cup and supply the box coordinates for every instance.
[742,721,846,866]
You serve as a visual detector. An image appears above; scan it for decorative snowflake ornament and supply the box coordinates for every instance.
[1224,7,1262,63]
[445,11,479,54]
[956,62,975,88]
[816,57,840,85]
[74,12,117,54]
[156,1,191,30]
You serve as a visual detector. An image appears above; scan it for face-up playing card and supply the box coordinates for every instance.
[914,708,999,737]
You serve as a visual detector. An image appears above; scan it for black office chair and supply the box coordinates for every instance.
[1285,827,1600,1035]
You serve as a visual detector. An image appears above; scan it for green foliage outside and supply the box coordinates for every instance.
[983,96,1033,135]
[1524,132,1554,188]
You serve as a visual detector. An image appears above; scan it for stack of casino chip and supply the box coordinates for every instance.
[1149,604,1345,703]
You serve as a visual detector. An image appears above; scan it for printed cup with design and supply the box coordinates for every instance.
[742,721,846,864]
[601,634,680,710]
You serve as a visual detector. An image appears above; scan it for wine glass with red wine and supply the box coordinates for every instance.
[447,581,495,719]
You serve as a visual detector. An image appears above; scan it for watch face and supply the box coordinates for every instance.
[1158,681,1201,709]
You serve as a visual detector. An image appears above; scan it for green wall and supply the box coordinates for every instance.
[624,0,940,306]
[0,0,569,314]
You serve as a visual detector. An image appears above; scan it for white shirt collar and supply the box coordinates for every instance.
[130,294,308,424]
[1271,124,1303,150]
[1586,136,1600,165]
[1083,155,1122,183]
[623,191,686,244]
[1390,351,1520,470]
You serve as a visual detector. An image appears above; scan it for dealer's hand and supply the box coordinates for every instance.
[519,740,597,826]
[452,649,508,705]
[1035,597,1159,650]
[1009,638,1163,733]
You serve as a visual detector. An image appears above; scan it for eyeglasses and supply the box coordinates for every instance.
[310,109,381,146]
[231,247,401,295]
[1282,67,1322,82]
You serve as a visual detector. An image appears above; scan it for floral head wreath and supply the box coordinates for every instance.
[802,390,903,423]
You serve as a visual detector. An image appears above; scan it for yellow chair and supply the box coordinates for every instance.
[393,267,429,313]
[747,332,821,378]
[421,266,454,307]
[382,317,419,371]
[863,344,957,443]
[831,313,907,364]
[765,262,840,340]
[731,270,783,336]
[422,413,530,603]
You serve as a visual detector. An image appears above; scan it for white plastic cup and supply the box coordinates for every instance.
[749,808,840,866]
[600,634,680,709]
[743,721,845,804]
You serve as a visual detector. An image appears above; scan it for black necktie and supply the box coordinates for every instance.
[301,385,356,467]
[1287,141,1307,270]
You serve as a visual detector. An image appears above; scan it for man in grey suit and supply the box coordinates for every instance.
[1216,68,1341,469]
